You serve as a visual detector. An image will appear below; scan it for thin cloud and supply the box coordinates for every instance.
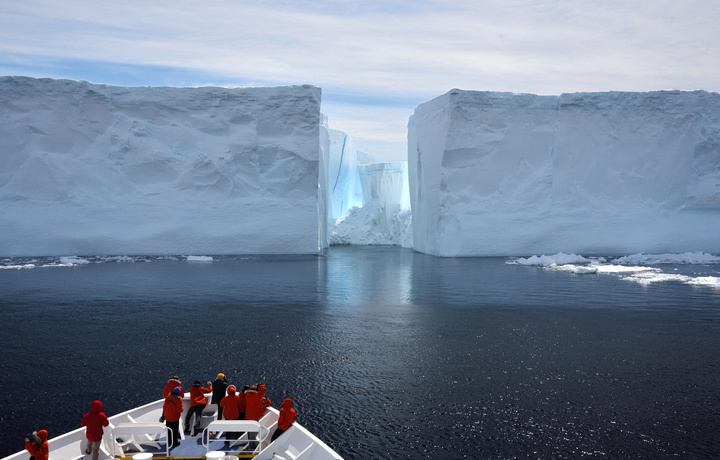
[1,0,720,159]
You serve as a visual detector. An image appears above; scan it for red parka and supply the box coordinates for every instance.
[163,395,184,423]
[81,400,110,442]
[189,384,212,406]
[277,398,297,431]
[219,388,244,420]
[243,383,267,421]
[25,430,49,460]
[162,378,184,398]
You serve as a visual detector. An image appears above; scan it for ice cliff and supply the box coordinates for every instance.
[409,89,720,256]
[324,127,363,221]
[321,125,412,247]
[0,77,324,256]
[4,77,719,258]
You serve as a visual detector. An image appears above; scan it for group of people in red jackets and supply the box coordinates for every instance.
[23,374,298,460]
[161,374,297,448]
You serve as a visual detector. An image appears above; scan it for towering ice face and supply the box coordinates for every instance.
[324,128,363,221]
[0,77,324,256]
[409,89,720,256]
[358,162,410,227]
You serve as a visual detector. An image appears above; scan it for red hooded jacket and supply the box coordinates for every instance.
[243,383,267,421]
[163,395,184,423]
[277,398,297,431]
[81,400,110,442]
[189,384,212,406]
[163,378,184,398]
[25,430,49,460]
[219,387,244,420]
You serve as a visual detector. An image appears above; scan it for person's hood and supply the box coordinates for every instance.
[36,430,48,441]
[91,400,104,412]
[227,386,236,394]
[282,398,293,409]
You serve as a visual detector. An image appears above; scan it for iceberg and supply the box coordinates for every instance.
[321,124,412,247]
[409,89,720,256]
[0,77,325,256]
[331,162,412,247]
[323,127,364,221]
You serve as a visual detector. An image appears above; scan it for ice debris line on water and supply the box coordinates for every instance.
[507,252,720,287]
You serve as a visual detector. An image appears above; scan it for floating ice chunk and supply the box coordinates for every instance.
[547,264,599,274]
[687,276,720,288]
[187,255,213,262]
[620,272,693,285]
[593,265,660,274]
[510,252,720,287]
[507,253,592,266]
[103,256,135,263]
[59,256,91,265]
[614,252,720,265]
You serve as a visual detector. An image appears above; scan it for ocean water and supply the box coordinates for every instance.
[1,246,719,459]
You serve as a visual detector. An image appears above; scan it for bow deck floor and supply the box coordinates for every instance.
[115,434,256,459]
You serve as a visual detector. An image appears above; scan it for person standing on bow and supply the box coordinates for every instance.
[81,400,109,460]
[211,373,229,420]
[219,385,244,443]
[243,382,267,421]
[271,398,297,442]
[162,376,184,398]
[185,380,212,436]
[25,430,49,460]
[163,387,184,448]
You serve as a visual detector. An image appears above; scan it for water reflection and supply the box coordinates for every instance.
[322,247,416,305]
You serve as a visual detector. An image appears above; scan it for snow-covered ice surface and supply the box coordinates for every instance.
[330,206,412,247]
[508,252,720,287]
[0,77,324,256]
[409,89,720,257]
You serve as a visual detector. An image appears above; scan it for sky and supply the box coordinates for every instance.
[2,0,720,161]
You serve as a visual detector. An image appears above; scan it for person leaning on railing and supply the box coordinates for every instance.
[271,398,297,442]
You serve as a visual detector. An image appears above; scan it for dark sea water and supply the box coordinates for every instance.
[1,246,719,459]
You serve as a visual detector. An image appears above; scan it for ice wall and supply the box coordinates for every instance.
[409,89,720,256]
[0,76,324,256]
[358,162,410,228]
[325,128,363,220]
[358,162,410,210]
